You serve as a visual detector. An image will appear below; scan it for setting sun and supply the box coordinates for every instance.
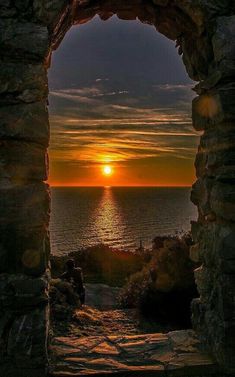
[102,165,113,176]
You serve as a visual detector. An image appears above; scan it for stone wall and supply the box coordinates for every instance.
[0,2,51,375]
[190,13,235,371]
[0,1,234,376]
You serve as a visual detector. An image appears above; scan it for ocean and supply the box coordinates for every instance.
[50,186,197,256]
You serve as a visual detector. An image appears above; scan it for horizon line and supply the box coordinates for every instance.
[50,184,192,188]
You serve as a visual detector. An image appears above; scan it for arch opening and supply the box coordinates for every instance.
[48,16,199,343]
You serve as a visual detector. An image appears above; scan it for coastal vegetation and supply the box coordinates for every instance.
[119,233,198,327]
[51,243,144,286]
[50,233,198,330]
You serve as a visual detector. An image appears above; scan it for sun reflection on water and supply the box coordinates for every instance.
[50,187,197,255]
[93,187,125,247]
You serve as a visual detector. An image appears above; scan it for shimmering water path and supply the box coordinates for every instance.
[50,187,197,255]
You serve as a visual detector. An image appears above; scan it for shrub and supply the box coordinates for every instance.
[51,244,144,286]
[119,233,198,327]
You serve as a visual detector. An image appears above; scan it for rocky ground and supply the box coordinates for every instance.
[49,330,218,377]
[49,284,219,377]
[49,261,219,376]
[50,283,178,339]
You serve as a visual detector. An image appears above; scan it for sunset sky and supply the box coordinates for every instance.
[48,16,199,187]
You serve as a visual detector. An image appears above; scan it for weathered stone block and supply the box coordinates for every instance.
[195,146,207,178]
[0,182,50,228]
[191,177,213,215]
[196,223,216,267]
[220,259,235,275]
[222,320,235,370]
[218,275,235,321]
[200,126,235,152]
[192,94,220,131]
[197,126,235,176]
[0,62,48,104]
[156,7,195,42]
[190,243,200,263]
[192,87,235,130]
[176,1,205,34]
[0,1,17,18]
[207,149,235,175]
[0,140,48,184]
[193,69,225,94]
[191,297,206,335]
[181,35,213,81]
[0,226,50,276]
[0,102,49,146]
[212,16,235,65]
[213,225,235,274]
[193,223,235,272]
[192,295,227,370]
[7,306,49,367]
[191,221,202,244]
[0,183,50,275]
[214,165,235,184]
[1,140,48,184]
[211,182,235,221]
[0,20,49,61]
[0,271,49,309]
[14,0,32,12]
[33,0,68,28]
[194,265,213,304]
[217,226,235,261]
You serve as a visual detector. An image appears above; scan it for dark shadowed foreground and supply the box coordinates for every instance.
[50,234,198,337]
[49,237,217,377]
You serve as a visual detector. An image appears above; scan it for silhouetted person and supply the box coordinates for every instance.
[61,259,85,305]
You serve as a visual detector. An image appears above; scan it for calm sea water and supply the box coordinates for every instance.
[50,187,197,256]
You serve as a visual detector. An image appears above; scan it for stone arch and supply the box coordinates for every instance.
[0,1,234,376]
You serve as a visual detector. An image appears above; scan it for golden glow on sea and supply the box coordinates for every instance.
[49,155,195,187]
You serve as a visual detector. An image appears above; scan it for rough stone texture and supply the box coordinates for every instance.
[0,183,50,228]
[0,140,48,184]
[0,273,50,377]
[0,101,50,146]
[189,11,235,373]
[0,272,49,309]
[33,0,69,29]
[0,1,235,376]
[49,330,221,377]
[0,183,50,275]
[212,16,235,79]
[0,183,50,375]
[0,307,50,377]
[192,88,235,130]
[211,182,235,221]
[0,20,50,61]
[0,62,48,104]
